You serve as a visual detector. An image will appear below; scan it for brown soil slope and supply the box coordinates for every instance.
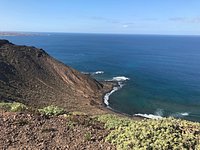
[0,111,116,150]
[0,40,110,114]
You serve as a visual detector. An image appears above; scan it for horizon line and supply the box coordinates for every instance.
[1,30,200,37]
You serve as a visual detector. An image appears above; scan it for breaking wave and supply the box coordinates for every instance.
[107,76,130,82]
[92,71,104,75]
[170,112,189,117]
[134,111,189,120]
[104,76,129,106]
[134,113,163,119]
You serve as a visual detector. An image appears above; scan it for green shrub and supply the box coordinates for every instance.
[0,102,27,112]
[66,120,77,129]
[95,114,133,129]
[98,115,200,150]
[38,105,65,116]
[84,132,92,141]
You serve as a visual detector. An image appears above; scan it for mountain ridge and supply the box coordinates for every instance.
[0,39,112,114]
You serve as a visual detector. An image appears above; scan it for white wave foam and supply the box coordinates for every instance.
[104,76,129,106]
[104,81,125,106]
[134,113,163,119]
[104,80,128,106]
[107,76,130,82]
[171,112,189,117]
[104,86,120,105]
[92,71,104,75]
[181,112,189,116]
[135,112,189,119]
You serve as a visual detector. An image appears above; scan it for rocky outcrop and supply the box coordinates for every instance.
[0,40,110,114]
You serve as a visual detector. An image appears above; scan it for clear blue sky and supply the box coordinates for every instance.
[1,0,200,35]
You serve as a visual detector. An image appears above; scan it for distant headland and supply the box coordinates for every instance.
[0,31,41,36]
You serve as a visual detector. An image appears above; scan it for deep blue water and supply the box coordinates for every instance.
[1,33,200,121]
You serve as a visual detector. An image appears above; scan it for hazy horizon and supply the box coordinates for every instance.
[2,31,200,37]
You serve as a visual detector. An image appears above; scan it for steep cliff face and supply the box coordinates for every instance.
[0,40,108,113]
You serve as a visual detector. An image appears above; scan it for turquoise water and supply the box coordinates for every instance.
[1,33,200,121]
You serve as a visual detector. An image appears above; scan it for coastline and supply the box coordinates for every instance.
[100,81,188,120]
[99,75,165,120]
[0,39,151,120]
[100,80,144,120]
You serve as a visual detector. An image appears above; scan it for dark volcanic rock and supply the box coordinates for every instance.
[0,40,108,114]
[0,39,12,45]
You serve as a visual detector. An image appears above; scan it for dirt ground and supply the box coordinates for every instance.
[0,110,116,150]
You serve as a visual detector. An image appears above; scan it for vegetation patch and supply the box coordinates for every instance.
[66,120,77,129]
[97,114,200,150]
[38,105,65,116]
[84,132,92,141]
[95,114,132,129]
[0,102,27,112]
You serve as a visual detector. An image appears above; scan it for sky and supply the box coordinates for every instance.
[0,0,200,35]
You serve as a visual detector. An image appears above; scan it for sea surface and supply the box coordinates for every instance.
[1,33,200,121]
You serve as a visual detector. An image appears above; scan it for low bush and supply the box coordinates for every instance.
[0,102,27,112]
[95,114,132,129]
[84,132,92,141]
[38,105,65,116]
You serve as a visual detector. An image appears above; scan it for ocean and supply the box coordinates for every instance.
[1,33,200,121]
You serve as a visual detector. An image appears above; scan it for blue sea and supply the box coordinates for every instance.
[1,33,200,121]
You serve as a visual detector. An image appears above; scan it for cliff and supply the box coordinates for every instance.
[0,40,111,114]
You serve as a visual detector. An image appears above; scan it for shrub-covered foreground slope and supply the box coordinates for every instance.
[96,114,200,150]
[1,102,200,150]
